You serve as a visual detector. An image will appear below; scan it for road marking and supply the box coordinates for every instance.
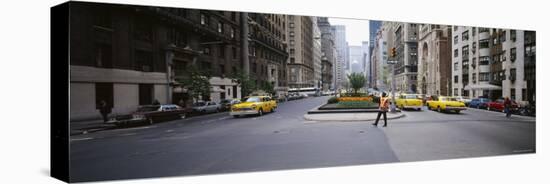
[165,129,174,133]
[71,137,93,141]
[119,133,138,136]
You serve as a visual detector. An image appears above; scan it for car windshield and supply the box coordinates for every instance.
[404,95,417,99]
[137,106,159,112]
[245,97,261,102]
[193,102,206,106]
[441,97,457,101]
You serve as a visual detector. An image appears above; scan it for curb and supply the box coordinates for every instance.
[303,113,406,122]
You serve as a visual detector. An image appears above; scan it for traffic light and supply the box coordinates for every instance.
[390,47,397,58]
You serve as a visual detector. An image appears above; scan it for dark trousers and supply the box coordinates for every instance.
[505,107,512,117]
[101,112,109,122]
[374,111,387,126]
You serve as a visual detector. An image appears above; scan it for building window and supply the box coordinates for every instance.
[169,28,188,47]
[454,88,458,96]
[218,21,224,33]
[453,26,457,31]
[200,14,209,25]
[135,50,153,72]
[220,64,225,75]
[138,84,153,105]
[479,28,489,33]
[203,46,210,55]
[510,48,516,62]
[511,88,516,100]
[479,56,489,65]
[454,49,458,57]
[462,90,469,97]
[462,30,469,41]
[510,30,517,41]
[95,82,114,111]
[479,72,490,81]
[500,30,506,42]
[230,27,235,39]
[134,21,152,42]
[290,49,295,55]
[233,86,238,98]
[454,62,458,71]
[462,45,469,59]
[290,31,295,37]
[232,47,237,59]
[472,27,476,36]
[522,88,526,101]
[525,45,536,57]
[472,42,477,53]
[454,36,458,44]
[201,61,211,71]
[290,40,295,46]
[290,57,295,63]
[231,12,236,21]
[219,45,225,58]
[510,68,516,81]
[454,75,458,83]
[94,43,112,68]
[472,73,477,83]
[289,22,295,28]
[479,39,489,48]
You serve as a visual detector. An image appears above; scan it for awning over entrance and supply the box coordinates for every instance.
[464,84,502,90]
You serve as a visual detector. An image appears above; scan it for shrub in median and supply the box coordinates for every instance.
[327,96,339,104]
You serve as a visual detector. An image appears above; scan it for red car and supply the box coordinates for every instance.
[110,104,192,126]
[486,98,519,112]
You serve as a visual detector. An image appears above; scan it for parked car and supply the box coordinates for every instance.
[426,96,467,113]
[230,96,277,117]
[109,104,191,125]
[192,101,221,114]
[486,98,519,112]
[395,94,423,111]
[518,102,536,117]
[219,99,238,111]
[469,98,491,109]
[454,96,472,106]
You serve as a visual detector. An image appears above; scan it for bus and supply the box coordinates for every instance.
[288,87,320,97]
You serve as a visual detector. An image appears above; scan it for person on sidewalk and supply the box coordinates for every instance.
[372,92,390,127]
[98,100,111,123]
[504,97,512,118]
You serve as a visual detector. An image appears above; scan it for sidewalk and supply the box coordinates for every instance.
[70,119,117,135]
[304,112,405,121]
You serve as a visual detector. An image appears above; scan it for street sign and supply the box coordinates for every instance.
[387,60,397,64]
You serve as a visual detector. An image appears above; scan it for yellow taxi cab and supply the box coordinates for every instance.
[395,94,423,111]
[426,96,467,113]
[230,96,277,118]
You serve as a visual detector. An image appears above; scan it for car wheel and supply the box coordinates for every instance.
[426,104,431,110]
[233,115,239,118]
[455,110,460,114]
[437,106,442,113]
[216,108,220,113]
[258,108,263,116]
[180,113,186,119]
[148,118,154,125]
[487,106,490,111]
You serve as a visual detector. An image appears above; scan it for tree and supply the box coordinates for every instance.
[176,65,212,102]
[347,72,366,95]
[260,81,275,95]
[230,69,256,97]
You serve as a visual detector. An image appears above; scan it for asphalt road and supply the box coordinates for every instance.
[69,96,536,182]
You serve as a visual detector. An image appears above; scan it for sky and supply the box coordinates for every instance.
[328,17,370,47]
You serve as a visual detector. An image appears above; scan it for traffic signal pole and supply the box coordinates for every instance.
[389,47,397,112]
